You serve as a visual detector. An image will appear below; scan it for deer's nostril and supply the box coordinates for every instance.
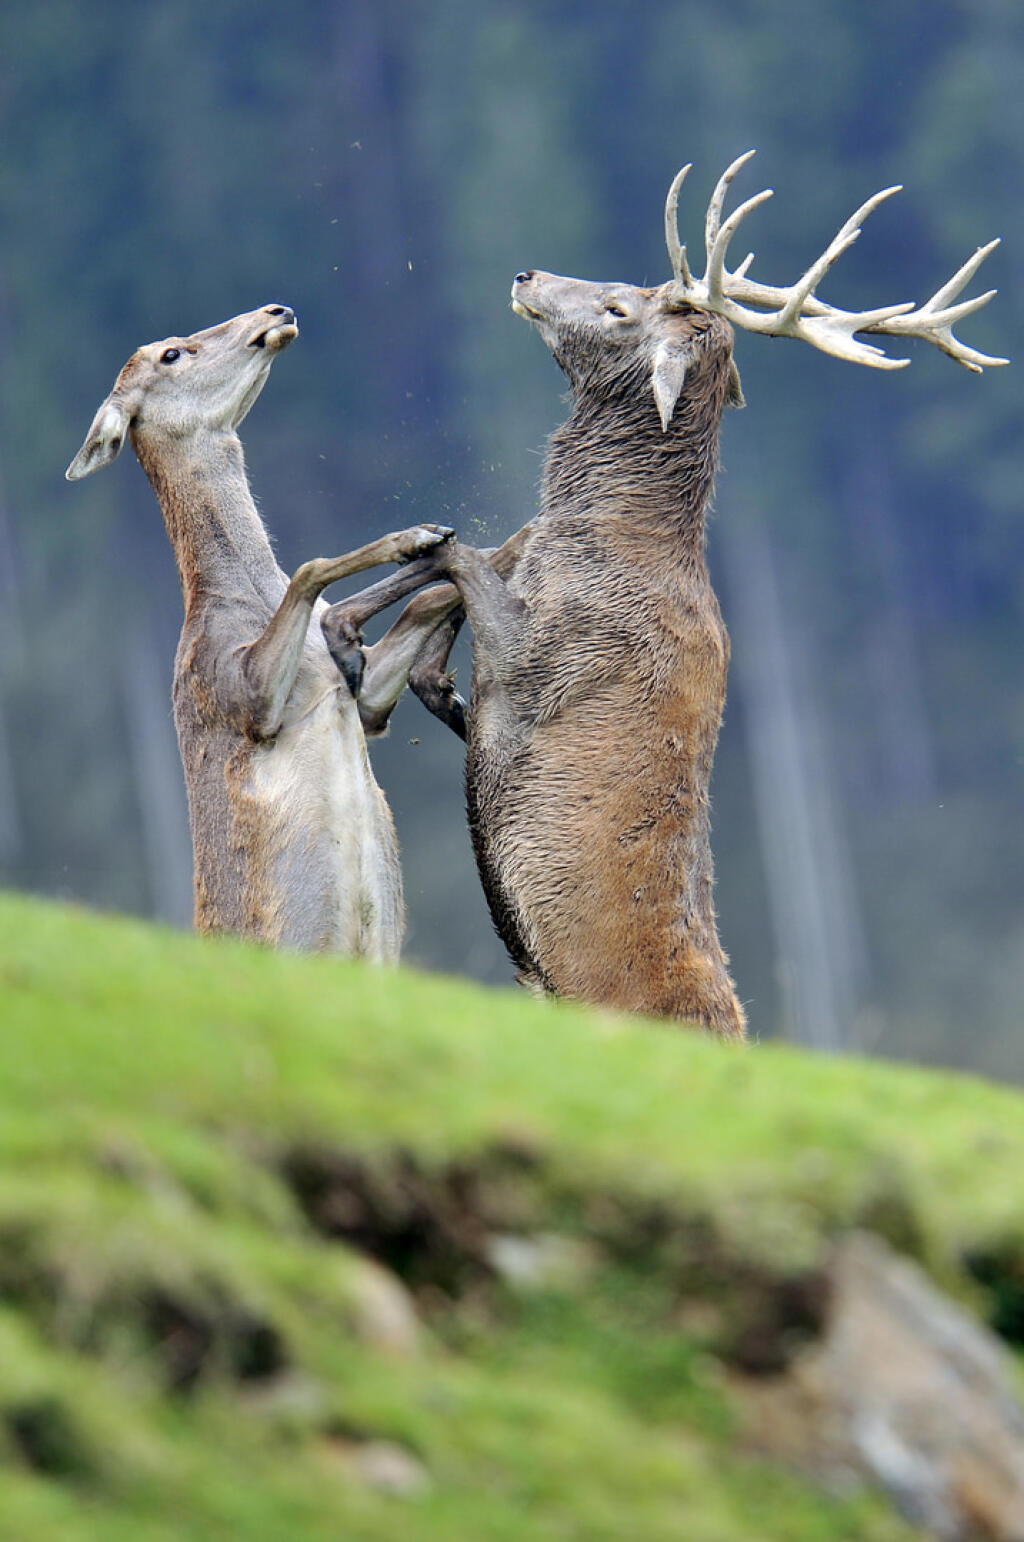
[514,272,533,285]
[266,306,295,322]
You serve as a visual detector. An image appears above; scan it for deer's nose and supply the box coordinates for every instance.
[514,272,534,285]
[265,305,296,324]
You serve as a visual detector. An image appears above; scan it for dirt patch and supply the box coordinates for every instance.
[5,1396,92,1479]
[279,1143,831,1372]
[573,1194,832,1374]
[279,1140,551,1300]
[717,1267,831,1374]
[0,1221,289,1396]
[280,1146,499,1299]
[143,1287,287,1393]
[964,1239,1024,1348]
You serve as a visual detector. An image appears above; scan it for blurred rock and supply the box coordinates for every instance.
[736,1232,1024,1541]
[485,1231,598,1290]
[239,1371,328,1421]
[346,1255,422,1356]
[347,1440,431,1497]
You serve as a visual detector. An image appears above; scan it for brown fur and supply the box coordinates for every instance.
[425,277,746,1037]
[66,306,448,956]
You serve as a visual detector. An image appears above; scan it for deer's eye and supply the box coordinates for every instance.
[605,304,628,319]
[160,348,181,364]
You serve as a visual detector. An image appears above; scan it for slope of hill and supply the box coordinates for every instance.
[1,891,1022,1541]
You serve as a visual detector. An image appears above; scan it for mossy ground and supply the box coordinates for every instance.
[1,891,1022,1540]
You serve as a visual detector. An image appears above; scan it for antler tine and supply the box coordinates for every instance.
[864,240,1010,372]
[704,171,916,367]
[905,288,998,330]
[704,149,758,256]
[931,334,1009,373]
[775,184,904,327]
[928,333,1006,374]
[917,238,1001,313]
[871,298,1008,372]
[662,154,1007,373]
[795,307,914,370]
[664,164,694,289]
[706,187,774,304]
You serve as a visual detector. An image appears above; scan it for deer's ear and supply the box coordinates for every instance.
[65,397,132,481]
[650,340,692,432]
[726,357,746,409]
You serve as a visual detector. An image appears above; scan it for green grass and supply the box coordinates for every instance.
[0,889,1021,1540]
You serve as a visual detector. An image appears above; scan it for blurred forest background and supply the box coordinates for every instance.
[0,0,1020,1077]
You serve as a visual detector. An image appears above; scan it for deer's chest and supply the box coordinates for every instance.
[240,680,398,951]
[507,551,729,725]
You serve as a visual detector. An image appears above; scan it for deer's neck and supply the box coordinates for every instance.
[134,429,283,610]
[542,377,725,555]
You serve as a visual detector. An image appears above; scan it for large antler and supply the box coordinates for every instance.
[664,150,1008,373]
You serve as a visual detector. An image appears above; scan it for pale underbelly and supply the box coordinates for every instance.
[237,692,402,958]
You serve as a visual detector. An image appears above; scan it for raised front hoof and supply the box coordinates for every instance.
[336,646,366,699]
[445,696,468,741]
[396,524,456,562]
[321,612,366,697]
[431,689,467,741]
[410,667,468,741]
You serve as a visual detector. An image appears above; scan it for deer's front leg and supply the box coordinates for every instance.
[407,609,468,739]
[348,582,461,733]
[430,540,528,679]
[235,524,452,739]
[338,522,535,735]
[319,557,454,700]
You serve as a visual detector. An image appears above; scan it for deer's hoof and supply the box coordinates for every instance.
[335,644,366,699]
[321,612,366,697]
[400,524,455,561]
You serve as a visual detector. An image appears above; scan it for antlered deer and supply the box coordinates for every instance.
[328,154,1005,1036]
[66,305,451,956]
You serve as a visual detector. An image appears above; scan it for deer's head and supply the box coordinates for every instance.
[512,152,1005,435]
[66,305,298,481]
[512,271,744,431]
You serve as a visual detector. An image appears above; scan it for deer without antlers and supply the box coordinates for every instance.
[66,305,451,956]
[321,155,1005,1033]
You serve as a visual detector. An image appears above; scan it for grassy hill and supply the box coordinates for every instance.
[1,890,1022,1541]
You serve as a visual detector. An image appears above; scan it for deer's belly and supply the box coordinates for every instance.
[238,692,402,958]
